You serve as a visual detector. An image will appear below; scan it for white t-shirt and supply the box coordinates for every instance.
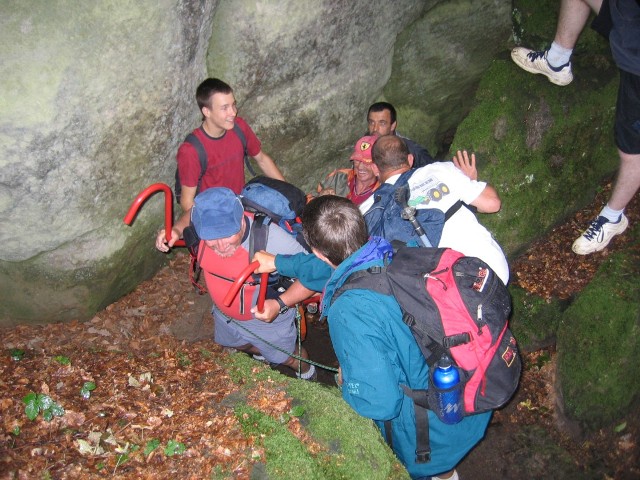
[360,162,509,283]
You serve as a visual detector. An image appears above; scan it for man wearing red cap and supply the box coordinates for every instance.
[311,136,380,206]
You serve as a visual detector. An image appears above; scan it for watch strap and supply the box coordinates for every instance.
[275,296,289,314]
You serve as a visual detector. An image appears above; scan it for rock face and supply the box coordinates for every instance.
[0,0,512,326]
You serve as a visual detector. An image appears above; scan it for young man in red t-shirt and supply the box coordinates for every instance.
[176,78,285,216]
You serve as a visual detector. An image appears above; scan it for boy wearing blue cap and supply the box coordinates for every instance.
[156,187,317,380]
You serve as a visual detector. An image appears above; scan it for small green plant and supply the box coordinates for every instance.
[23,392,65,421]
[199,348,213,359]
[115,443,139,467]
[80,382,96,399]
[10,348,25,361]
[289,405,305,417]
[614,422,627,433]
[12,426,20,436]
[164,439,186,456]
[177,351,191,367]
[144,438,160,456]
[53,355,71,366]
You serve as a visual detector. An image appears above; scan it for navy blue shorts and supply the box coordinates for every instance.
[614,69,640,154]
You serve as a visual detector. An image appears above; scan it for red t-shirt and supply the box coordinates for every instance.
[176,117,261,194]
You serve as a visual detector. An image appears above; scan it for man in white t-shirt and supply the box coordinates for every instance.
[360,134,509,284]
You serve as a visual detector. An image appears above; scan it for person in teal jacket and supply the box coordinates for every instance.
[253,195,491,479]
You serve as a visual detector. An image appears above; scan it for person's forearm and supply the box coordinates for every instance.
[279,280,317,307]
[275,253,333,292]
[173,209,191,237]
[254,151,285,180]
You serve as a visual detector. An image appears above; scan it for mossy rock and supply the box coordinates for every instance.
[451,0,615,257]
[556,245,640,430]
[451,56,618,257]
[223,353,409,480]
[509,285,564,352]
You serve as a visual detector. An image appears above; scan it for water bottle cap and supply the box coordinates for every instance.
[438,354,453,369]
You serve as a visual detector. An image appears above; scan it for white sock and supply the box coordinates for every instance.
[433,470,459,480]
[599,204,624,223]
[297,364,316,379]
[547,41,572,68]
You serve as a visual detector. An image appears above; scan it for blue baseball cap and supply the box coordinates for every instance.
[191,188,244,240]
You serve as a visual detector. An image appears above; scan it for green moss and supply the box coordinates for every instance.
[224,353,409,479]
[556,247,640,430]
[509,285,563,351]
[510,425,582,479]
[235,403,327,479]
[451,58,618,256]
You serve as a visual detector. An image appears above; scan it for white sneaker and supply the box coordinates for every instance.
[572,214,629,255]
[511,47,573,86]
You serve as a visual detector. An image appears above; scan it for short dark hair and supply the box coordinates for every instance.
[302,196,368,266]
[196,78,233,111]
[371,134,410,173]
[367,102,397,125]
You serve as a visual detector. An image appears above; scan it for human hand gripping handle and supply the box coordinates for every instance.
[251,299,280,323]
[250,251,279,322]
[252,250,277,274]
[155,227,181,252]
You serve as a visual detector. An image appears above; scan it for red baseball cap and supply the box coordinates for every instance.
[350,135,376,163]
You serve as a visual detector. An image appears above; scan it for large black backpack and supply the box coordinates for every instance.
[332,247,521,462]
[174,124,256,204]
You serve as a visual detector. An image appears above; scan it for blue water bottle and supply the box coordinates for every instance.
[432,354,464,424]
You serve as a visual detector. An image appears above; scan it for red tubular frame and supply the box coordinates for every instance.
[123,182,185,247]
[223,261,267,313]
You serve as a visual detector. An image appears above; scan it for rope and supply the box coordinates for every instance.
[220,307,338,374]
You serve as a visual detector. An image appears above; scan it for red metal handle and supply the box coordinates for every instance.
[302,295,321,305]
[123,182,185,247]
[222,261,268,313]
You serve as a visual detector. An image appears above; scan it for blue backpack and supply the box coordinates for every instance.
[363,170,446,248]
[240,176,307,243]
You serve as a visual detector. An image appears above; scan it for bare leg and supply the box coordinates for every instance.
[280,344,311,374]
[554,0,603,49]
[608,150,640,211]
[571,149,636,254]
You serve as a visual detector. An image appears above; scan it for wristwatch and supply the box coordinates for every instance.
[275,296,289,314]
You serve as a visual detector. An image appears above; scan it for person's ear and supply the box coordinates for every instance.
[371,163,381,176]
[201,106,211,119]
[407,154,414,168]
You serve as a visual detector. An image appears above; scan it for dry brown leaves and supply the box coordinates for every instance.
[1,179,638,478]
[511,181,639,300]
[0,254,316,479]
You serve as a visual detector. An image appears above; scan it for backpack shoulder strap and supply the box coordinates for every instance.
[331,266,392,304]
[233,123,256,178]
[248,214,269,261]
[185,133,208,192]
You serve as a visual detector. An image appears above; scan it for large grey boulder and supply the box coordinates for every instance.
[207,0,512,189]
[0,0,215,325]
[0,0,512,326]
